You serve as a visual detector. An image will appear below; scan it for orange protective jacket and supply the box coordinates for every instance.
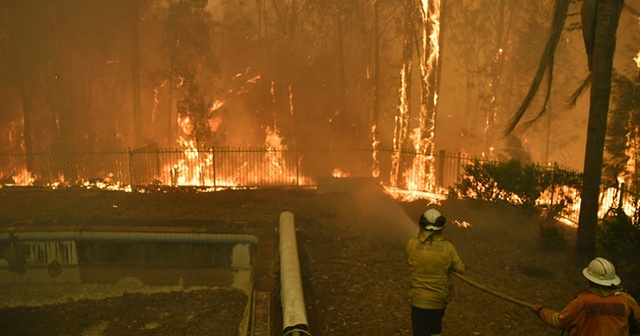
[406,229,465,310]
[537,286,640,336]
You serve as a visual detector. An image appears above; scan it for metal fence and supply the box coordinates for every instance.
[0,148,500,189]
[0,148,386,188]
[0,147,637,223]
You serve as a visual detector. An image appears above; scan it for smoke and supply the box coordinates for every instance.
[349,181,421,242]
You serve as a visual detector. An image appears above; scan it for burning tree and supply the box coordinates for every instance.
[391,0,442,192]
[163,0,221,150]
[605,62,640,193]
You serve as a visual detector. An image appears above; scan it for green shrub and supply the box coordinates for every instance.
[455,159,581,210]
[455,159,582,249]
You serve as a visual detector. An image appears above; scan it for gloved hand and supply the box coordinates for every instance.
[532,304,544,314]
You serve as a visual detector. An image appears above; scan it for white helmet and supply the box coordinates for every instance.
[419,209,445,230]
[582,257,621,286]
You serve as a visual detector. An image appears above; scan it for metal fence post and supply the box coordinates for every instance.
[456,152,462,185]
[437,150,446,188]
[212,147,217,189]
[128,149,134,186]
[295,149,300,187]
[47,152,53,185]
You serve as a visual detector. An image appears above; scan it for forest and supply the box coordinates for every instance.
[0,0,639,183]
[1,2,640,332]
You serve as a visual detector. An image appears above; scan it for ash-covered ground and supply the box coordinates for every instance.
[0,186,588,335]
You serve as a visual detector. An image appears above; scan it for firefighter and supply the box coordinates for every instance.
[406,208,465,336]
[532,257,640,336]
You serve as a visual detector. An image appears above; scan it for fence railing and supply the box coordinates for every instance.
[0,148,472,189]
[0,147,637,223]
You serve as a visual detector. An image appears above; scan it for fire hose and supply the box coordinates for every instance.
[452,272,536,309]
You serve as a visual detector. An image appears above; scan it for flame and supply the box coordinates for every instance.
[209,99,225,113]
[270,81,276,103]
[265,126,286,175]
[152,80,167,122]
[634,51,640,68]
[10,169,35,186]
[207,115,222,132]
[331,168,350,178]
[288,84,294,118]
[178,115,194,135]
[404,128,426,190]
[152,122,311,188]
[391,64,411,188]
[165,137,211,186]
[247,75,261,84]
[414,0,441,191]
[383,185,445,203]
[147,70,309,189]
[371,125,380,178]
[390,0,441,192]
[420,0,441,79]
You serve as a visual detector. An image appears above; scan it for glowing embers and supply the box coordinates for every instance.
[451,220,472,228]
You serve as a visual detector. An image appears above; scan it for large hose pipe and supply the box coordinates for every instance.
[452,272,535,309]
[279,211,311,336]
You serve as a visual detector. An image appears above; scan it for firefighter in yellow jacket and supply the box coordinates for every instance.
[406,208,465,336]
[532,257,640,336]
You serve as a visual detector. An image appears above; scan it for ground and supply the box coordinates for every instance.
[0,186,589,335]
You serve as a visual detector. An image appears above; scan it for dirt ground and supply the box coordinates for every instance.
[0,185,597,335]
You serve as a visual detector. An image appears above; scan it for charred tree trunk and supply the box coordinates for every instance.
[18,74,34,172]
[271,0,300,148]
[483,0,508,159]
[417,0,440,157]
[371,0,381,178]
[576,0,623,262]
[390,0,415,188]
[10,2,35,171]
[131,0,143,148]
[336,10,348,147]
[415,0,442,190]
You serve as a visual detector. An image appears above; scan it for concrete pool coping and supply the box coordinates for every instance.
[0,228,259,336]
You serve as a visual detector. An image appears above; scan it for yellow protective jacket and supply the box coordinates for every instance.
[406,229,465,309]
[537,286,640,336]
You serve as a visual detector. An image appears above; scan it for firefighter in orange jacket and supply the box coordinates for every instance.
[406,209,465,336]
[532,257,640,336]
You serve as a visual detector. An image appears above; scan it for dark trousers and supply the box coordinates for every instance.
[411,306,445,336]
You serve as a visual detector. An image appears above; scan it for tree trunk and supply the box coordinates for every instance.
[11,2,34,170]
[371,0,381,178]
[390,0,415,188]
[483,0,508,159]
[131,0,143,148]
[336,10,348,147]
[576,0,623,262]
[417,0,440,157]
[416,0,442,190]
[18,71,34,172]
